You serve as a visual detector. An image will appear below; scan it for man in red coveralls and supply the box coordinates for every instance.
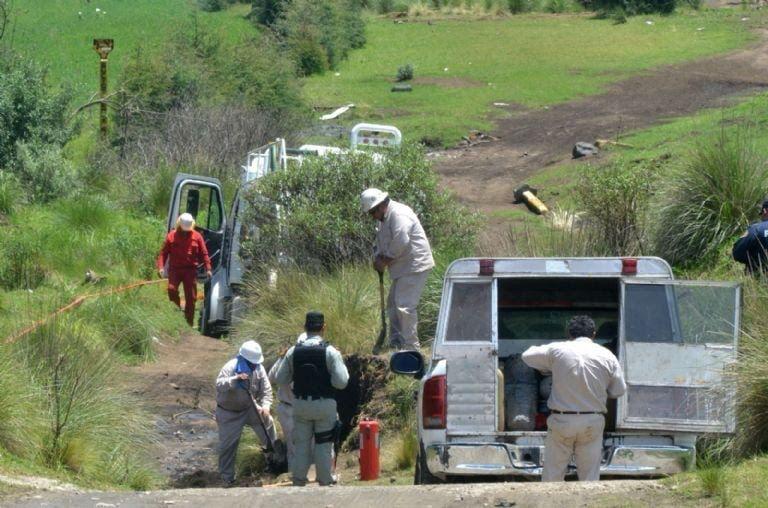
[156,212,212,326]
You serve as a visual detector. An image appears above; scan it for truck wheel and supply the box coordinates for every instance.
[414,443,443,485]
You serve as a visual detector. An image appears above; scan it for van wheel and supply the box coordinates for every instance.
[414,443,443,485]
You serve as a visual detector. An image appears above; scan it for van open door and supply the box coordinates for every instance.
[617,280,740,434]
[167,173,228,336]
[435,279,499,434]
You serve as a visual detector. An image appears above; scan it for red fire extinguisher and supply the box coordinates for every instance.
[359,418,380,481]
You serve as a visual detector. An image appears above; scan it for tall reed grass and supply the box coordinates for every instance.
[655,127,768,266]
[1,319,159,488]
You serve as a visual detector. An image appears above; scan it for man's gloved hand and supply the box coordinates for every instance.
[158,268,166,279]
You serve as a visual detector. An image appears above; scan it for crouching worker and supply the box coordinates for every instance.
[216,340,277,485]
[156,212,212,326]
[276,312,349,486]
[522,315,626,482]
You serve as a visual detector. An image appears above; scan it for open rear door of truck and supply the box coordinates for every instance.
[435,279,499,435]
[617,280,740,434]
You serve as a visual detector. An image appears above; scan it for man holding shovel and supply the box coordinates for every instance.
[361,188,434,352]
[215,340,281,485]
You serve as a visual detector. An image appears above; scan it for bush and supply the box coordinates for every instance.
[507,0,531,13]
[576,160,657,256]
[13,141,79,204]
[546,0,570,12]
[655,128,768,266]
[244,143,479,269]
[0,170,23,215]
[276,0,366,75]
[593,0,675,15]
[250,0,289,24]
[396,63,414,82]
[0,53,73,171]
[378,0,396,12]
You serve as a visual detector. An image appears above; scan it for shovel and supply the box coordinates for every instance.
[372,271,387,355]
[246,386,288,474]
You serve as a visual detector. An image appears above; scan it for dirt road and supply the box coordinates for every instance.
[123,333,231,487]
[4,479,710,508]
[436,27,768,215]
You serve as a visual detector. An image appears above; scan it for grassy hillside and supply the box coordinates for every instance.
[6,0,254,101]
[304,11,753,145]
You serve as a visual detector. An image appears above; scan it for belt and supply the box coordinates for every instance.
[550,409,605,415]
[295,395,331,401]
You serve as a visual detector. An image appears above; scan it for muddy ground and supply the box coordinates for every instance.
[122,333,393,489]
[435,28,768,217]
[123,333,230,488]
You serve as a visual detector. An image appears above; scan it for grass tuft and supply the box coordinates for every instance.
[655,126,768,266]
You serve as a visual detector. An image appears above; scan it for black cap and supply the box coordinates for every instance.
[305,311,325,331]
[762,197,768,210]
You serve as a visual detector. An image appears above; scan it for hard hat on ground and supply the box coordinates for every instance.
[239,340,263,364]
[360,188,388,214]
[178,212,195,231]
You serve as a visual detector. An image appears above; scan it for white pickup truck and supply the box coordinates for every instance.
[164,124,402,336]
[390,257,740,483]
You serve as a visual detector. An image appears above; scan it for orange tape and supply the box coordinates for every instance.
[4,279,166,345]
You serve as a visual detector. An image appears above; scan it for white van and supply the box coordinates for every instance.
[164,124,402,335]
[390,257,740,483]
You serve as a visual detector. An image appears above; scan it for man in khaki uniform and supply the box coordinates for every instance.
[360,188,435,350]
[522,315,626,481]
[215,340,277,485]
[275,312,349,486]
[267,332,307,470]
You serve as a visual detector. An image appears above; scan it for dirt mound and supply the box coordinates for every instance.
[336,354,392,445]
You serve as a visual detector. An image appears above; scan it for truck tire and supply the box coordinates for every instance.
[414,443,443,485]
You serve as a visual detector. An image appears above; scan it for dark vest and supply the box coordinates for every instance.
[292,343,334,399]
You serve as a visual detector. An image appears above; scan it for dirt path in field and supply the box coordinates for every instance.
[435,27,768,217]
[3,479,715,508]
[122,332,232,488]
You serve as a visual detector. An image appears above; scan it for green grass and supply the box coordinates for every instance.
[7,0,254,101]
[668,456,768,506]
[303,11,754,145]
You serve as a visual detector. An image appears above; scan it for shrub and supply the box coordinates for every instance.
[0,53,73,171]
[378,0,396,12]
[0,225,48,290]
[507,0,531,13]
[546,0,570,12]
[396,63,414,82]
[198,0,227,11]
[13,141,79,204]
[592,0,675,15]
[243,143,479,269]
[290,30,331,76]
[250,0,289,25]
[576,160,657,256]
[0,170,23,215]
[654,128,768,266]
[276,0,366,75]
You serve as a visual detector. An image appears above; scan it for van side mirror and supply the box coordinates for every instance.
[390,351,424,379]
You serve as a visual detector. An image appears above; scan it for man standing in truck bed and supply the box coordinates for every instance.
[522,315,626,482]
[360,188,435,350]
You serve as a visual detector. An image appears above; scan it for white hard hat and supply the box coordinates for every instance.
[360,188,388,213]
[238,340,263,364]
[178,212,195,231]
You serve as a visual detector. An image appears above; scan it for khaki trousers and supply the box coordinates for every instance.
[292,398,337,486]
[216,405,278,483]
[387,270,430,350]
[276,401,295,470]
[542,413,605,482]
